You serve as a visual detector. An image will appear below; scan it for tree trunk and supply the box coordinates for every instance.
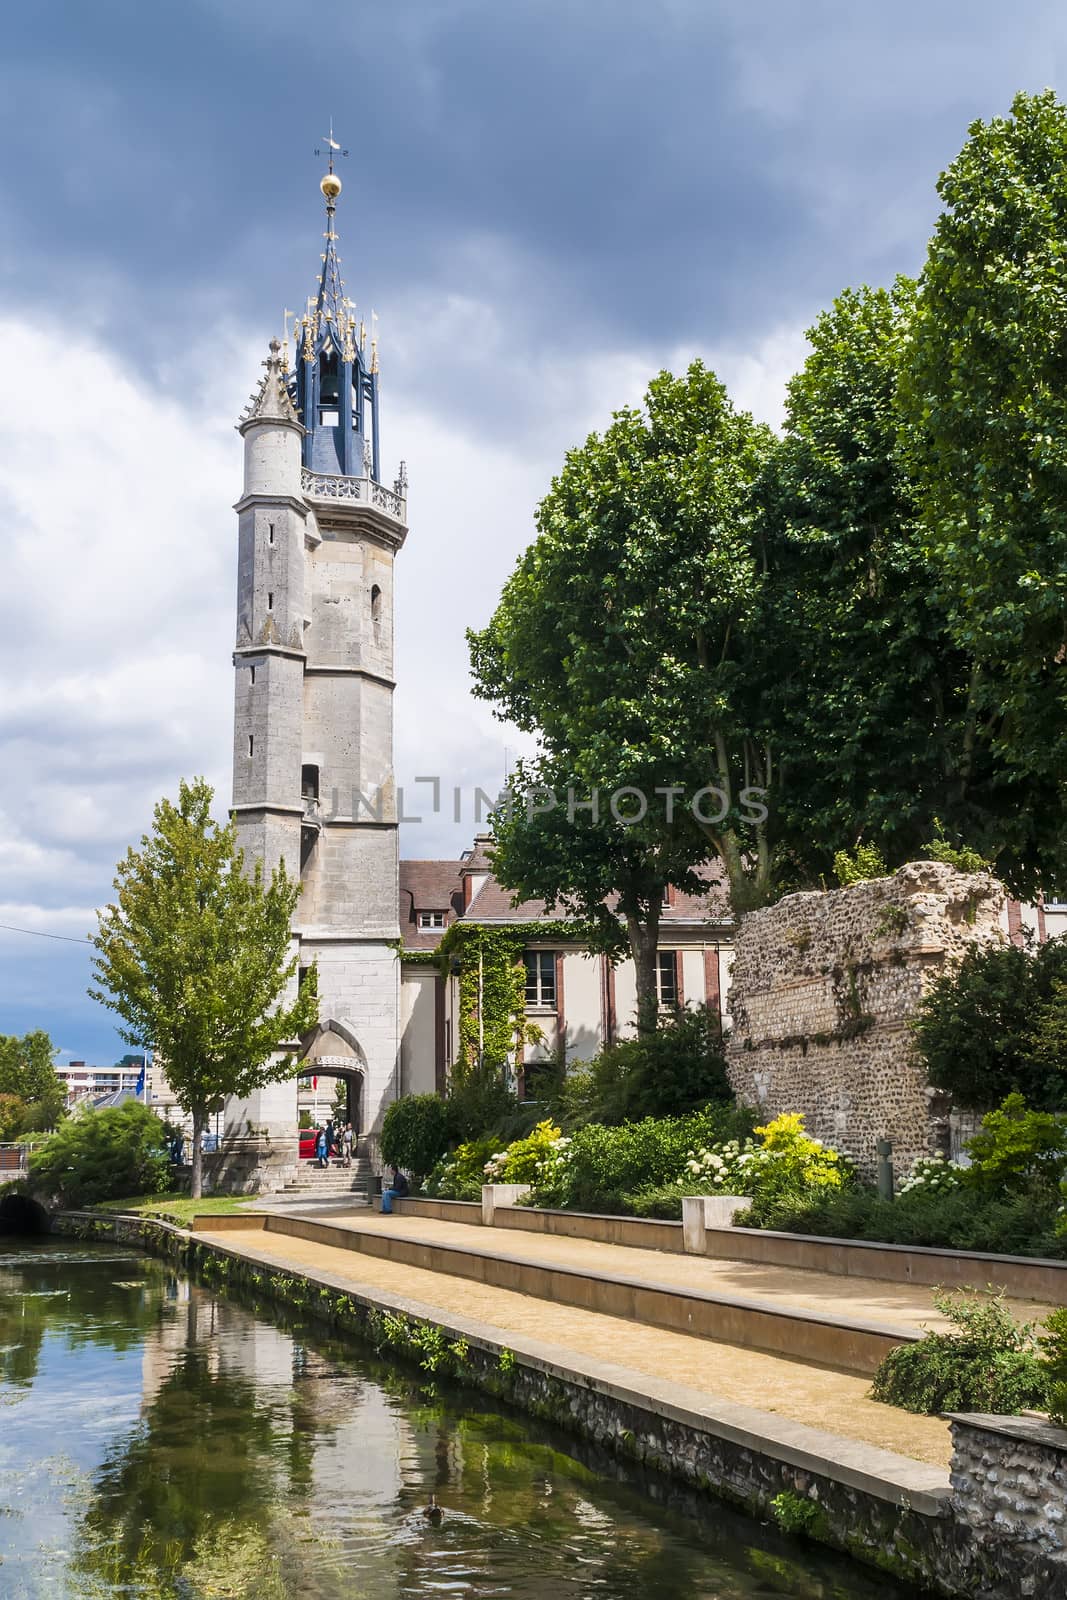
[190,1106,206,1201]
[626,912,661,1038]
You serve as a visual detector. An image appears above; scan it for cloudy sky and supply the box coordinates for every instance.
[1,0,1064,1062]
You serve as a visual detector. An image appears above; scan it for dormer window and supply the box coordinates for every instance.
[417,911,446,929]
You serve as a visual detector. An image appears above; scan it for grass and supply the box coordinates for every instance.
[94,1192,258,1228]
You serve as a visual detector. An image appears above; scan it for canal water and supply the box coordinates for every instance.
[0,1236,928,1600]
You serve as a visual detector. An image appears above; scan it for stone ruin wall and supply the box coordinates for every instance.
[725,862,1006,1180]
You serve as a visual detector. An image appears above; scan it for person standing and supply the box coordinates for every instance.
[324,1118,336,1162]
[315,1126,328,1169]
[341,1122,353,1168]
[380,1166,409,1214]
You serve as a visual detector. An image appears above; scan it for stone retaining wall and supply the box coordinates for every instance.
[725,862,1005,1178]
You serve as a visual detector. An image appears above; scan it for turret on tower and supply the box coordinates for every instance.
[293,166,380,482]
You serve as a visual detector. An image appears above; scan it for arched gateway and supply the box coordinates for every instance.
[298,1020,367,1133]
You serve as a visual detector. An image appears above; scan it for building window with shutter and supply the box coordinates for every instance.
[524,950,557,1008]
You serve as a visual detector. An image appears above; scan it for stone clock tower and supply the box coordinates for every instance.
[224,162,408,1187]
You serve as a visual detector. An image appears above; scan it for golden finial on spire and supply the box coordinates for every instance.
[315,120,348,205]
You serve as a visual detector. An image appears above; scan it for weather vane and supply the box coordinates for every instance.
[315,119,349,175]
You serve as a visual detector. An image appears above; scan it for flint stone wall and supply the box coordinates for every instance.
[950,1414,1067,1564]
[725,863,1005,1179]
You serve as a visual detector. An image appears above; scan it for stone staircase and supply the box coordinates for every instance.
[278,1155,374,1204]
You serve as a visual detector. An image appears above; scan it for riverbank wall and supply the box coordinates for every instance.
[49,1209,1067,1600]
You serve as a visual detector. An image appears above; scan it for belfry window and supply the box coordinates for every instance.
[319,352,340,425]
[301,765,320,802]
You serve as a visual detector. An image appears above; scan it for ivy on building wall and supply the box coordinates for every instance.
[402,920,576,1076]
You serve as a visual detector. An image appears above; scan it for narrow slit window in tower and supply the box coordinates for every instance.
[267,592,274,611]
[268,522,275,546]
[250,665,256,685]
[248,735,254,759]
[371,584,382,643]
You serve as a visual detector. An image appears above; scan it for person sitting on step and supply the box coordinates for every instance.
[380,1166,409,1214]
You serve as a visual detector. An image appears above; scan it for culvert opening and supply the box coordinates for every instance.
[0,1192,49,1235]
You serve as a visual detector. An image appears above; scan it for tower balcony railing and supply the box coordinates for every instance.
[301,469,406,520]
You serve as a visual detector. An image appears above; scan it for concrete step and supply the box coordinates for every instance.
[245,1210,924,1377]
[281,1167,372,1195]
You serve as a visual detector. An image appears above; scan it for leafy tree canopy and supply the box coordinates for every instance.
[902,88,1067,804]
[89,778,319,1197]
[755,281,1059,894]
[470,361,774,1019]
[0,1030,65,1134]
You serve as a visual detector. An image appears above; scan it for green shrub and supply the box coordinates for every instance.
[624,1179,702,1219]
[964,1093,1067,1190]
[423,1136,499,1200]
[623,1112,851,1221]
[898,1154,967,1196]
[870,1291,1047,1415]
[833,842,887,886]
[28,1102,172,1208]
[742,1182,1066,1258]
[1040,1307,1067,1427]
[484,1119,562,1184]
[922,818,991,874]
[552,1006,731,1127]
[381,1093,452,1182]
[527,1104,757,1214]
[913,937,1067,1111]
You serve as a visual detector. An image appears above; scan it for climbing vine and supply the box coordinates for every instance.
[425,920,576,1076]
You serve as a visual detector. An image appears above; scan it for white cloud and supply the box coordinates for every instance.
[0,296,803,1042]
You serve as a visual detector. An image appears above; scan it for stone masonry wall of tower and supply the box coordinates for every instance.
[221,170,408,1191]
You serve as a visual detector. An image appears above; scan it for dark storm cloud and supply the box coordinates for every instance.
[4,0,1065,441]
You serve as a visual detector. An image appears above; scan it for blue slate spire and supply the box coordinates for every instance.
[293,166,380,481]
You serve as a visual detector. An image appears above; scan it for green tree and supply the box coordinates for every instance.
[0,1030,65,1134]
[902,89,1067,819]
[755,282,1054,891]
[491,753,715,1034]
[470,362,774,1022]
[89,778,319,1198]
